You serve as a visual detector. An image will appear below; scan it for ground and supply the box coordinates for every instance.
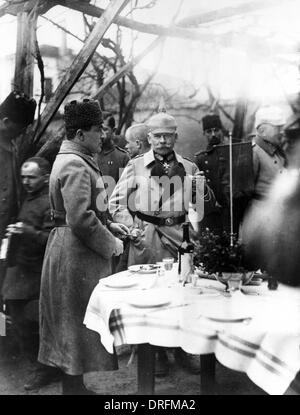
[0,342,266,395]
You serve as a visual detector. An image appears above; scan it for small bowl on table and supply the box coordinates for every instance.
[215,272,254,292]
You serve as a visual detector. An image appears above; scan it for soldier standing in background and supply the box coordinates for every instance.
[194,114,229,235]
[96,115,130,194]
[124,123,151,158]
[0,91,36,299]
[2,157,62,391]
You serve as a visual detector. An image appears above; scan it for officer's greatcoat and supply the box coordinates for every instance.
[38,140,119,375]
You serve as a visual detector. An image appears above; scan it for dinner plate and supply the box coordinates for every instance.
[129,300,171,309]
[202,314,252,323]
[199,301,252,323]
[127,293,171,309]
[102,276,138,289]
[128,264,159,274]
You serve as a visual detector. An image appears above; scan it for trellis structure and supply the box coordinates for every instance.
[1,0,299,145]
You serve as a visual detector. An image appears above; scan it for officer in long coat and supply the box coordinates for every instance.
[0,91,36,293]
[109,110,214,376]
[38,99,127,395]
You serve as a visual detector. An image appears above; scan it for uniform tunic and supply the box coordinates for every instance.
[0,135,21,290]
[195,145,228,233]
[252,136,286,199]
[38,140,119,375]
[96,144,130,193]
[109,149,205,266]
[2,185,52,300]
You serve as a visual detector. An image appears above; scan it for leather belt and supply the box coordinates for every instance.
[252,193,265,201]
[51,209,68,227]
[54,219,69,227]
[136,211,186,226]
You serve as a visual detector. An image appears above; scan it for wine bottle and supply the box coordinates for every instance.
[178,222,194,283]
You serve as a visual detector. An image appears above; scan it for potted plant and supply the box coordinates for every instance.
[193,229,254,291]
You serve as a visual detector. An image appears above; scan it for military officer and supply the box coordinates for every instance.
[282,112,300,167]
[0,91,36,295]
[251,106,287,201]
[109,110,214,377]
[194,114,229,234]
[96,116,130,196]
[124,123,150,158]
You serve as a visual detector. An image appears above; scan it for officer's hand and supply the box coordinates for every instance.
[5,222,24,235]
[109,222,130,238]
[129,228,143,242]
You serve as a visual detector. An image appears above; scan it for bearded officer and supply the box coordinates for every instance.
[109,110,214,377]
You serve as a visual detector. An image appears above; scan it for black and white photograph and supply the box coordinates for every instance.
[0,0,300,399]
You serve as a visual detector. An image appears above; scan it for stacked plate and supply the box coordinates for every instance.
[128,264,159,274]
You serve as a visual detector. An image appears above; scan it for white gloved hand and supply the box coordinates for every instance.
[113,237,124,256]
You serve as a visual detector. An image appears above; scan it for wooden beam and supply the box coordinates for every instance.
[57,0,202,41]
[0,0,55,19]
[34,0,130,142]
[176,0,292,27]
[56,0,292,57]
[93,36,164,100]
[14,10,37,96]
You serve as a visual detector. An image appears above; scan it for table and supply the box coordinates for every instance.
[84,268,300,395]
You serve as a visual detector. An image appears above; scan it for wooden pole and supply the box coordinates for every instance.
[14,11,37,96]
[229,131,234,245]
[33,0,130,142]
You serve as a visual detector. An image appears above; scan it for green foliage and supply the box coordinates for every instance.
[193,229,249,274]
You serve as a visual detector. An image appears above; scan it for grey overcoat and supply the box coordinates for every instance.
[38,140,119,375]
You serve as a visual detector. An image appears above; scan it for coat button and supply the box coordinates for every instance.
[205,161,208,164]
[206,170,209,173]
[207,179,211,183]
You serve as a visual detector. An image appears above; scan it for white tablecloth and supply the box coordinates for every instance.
[84,269,300,395]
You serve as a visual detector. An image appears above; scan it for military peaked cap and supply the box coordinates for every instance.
[146,112,177,134]
[255,106,286,129]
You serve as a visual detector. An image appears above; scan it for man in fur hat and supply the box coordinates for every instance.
[0,91,36,294]
[38,99,127,395]
[194,114,229,234]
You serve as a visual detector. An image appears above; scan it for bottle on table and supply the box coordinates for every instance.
[178,222,194,284]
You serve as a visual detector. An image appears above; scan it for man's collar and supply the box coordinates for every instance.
[101,142,115,155]
[143,149,184,167]
[59,140,94,157]
[255,136,278,156]
[0,133,13,152]
[26,185,49,200]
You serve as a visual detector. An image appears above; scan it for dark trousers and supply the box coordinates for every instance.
[5,299,39,360]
